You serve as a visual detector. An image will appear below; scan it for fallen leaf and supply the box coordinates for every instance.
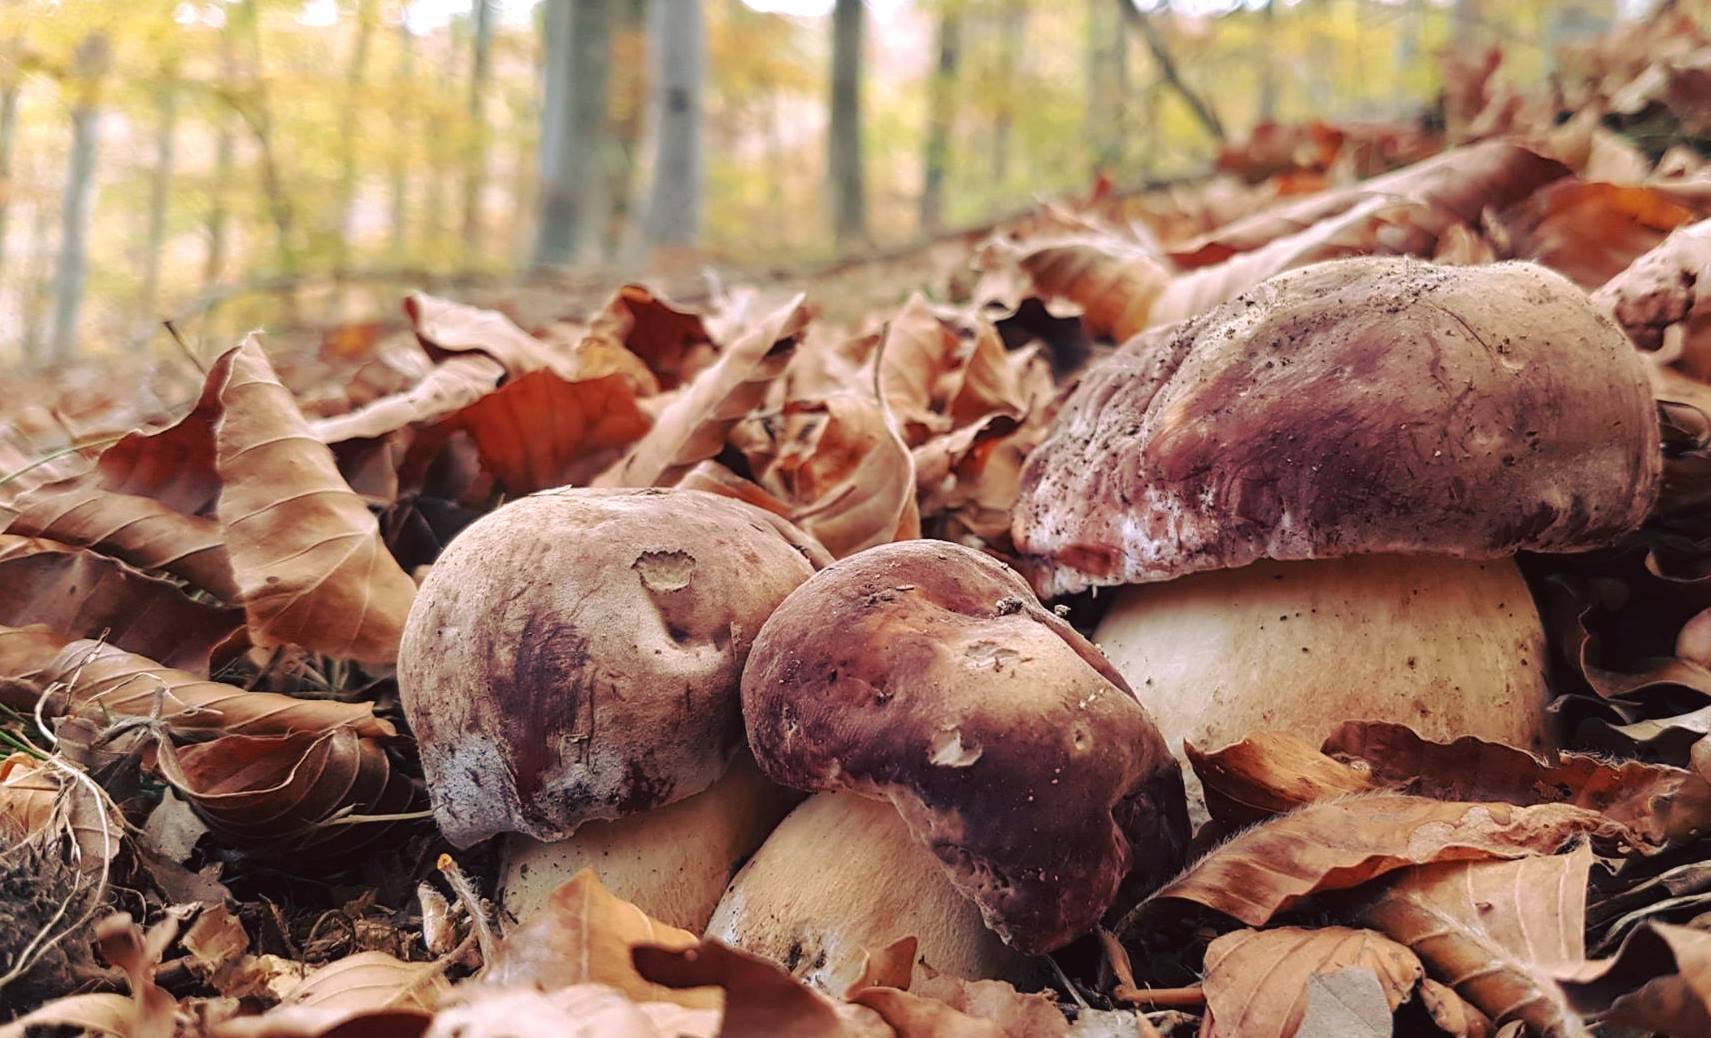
[94,912,180,1038]
[38,639,395,739]
[0,536,242,674]
[1201,927,1423,1038]
[877,294,963,445]
[485,869,718,1010]
[1135,795,1630,929]
[1593,217,1711,377]
[978,235,1168,342]
[755,395,919,558]
[0,622,68,710]
[212,336,417,664]
[1362,846,1595,1037]
[587,283,715,389]
[1293,967,1393,1038]
[427,984,719,1038]
[905,974,1071,1038]
[0,751,119,867]
[1185,732,1375,827]
[1565,922,1711,1037]
[281,950,446,1012]
[311,355,506,446]
[404,293,556,375]
[1493,181,1703,290]
[632,939,894,1038]
[600,295,808,488]
[0,992,136,1038]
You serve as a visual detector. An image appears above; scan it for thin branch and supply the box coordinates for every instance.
[1120,3,1226,142]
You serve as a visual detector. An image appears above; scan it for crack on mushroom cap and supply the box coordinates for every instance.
[740,539,1189,953]
[1011,257,1664,597]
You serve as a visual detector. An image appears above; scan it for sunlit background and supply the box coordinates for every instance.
[0,0,1673,365]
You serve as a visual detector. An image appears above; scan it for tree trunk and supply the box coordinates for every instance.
[389,23,414,261]
[0,80,20,289]
[460,0,495,253]
[334,0,378,276]
[204,22,236,288]
[1258,0,1277,121]
[23,198,54,366]
[1454,0,1479,48]
[1086,0,1127,175]
[990,1,1022,186]
[919,7,960,233]
[232,0,300,294]
[636,0,703,254]
[828,0,865,247]
[534,0,614,268]
[52,35,109,364]
[138,70,179,321]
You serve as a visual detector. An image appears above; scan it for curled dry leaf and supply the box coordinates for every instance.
[588,282,716,389]
[153,727,415,857]
[632,939,893,1038]
[212,336,417,665]
[877,294,963,444]
[0,992,136,1038]
[1362,846,1596,1038]
[0,535,242,674]
[1323,722,1698,845]
[601,295,808,488]
[485,869,719,1010]
[977,235,1168,342]
[0,751,120,867]
[424,984,719,1038]
[1185,732,1375,827]
[94,366,224,517]
[406,369,651,497]
[404,292,556,376]
[1134,794,1630,929]
[1565,922,1711,1037]
[1493,181,1704,290]
[37,638,395,739]
[898,974,1070,1038]
[1200,927,1423,1038]
[0,622,67,709]
[310,355,506,446]
[2,477,237,599]
[93,912,180,1038]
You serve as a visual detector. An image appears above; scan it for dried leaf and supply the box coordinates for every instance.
[39,639,394,739]
[0,536,242,674]
[282,950,446,1012]
[1137,795,1629,928]
[485,869,717,1010]
[154,727,414,856]
[1201,927,1423,1038]
[601,295,808,488]
[589,283,716,389]
[1494,181,1703,290]
[1593,217,1711,376]
[1292,967,1392,1038]
[94,912,180,1038]
[3,477,237,599]
[0,992,135,1038]
[405,292,556,375]
[905,975,1071,1038]
[1362,846,1596,1038]
[95,368,224,517]
[632,939,894,1038]
[1565,922,1711,1037]
[311,355,506,446]
[213,336,417,664]
[877,294,962,444]
[979,235,1168,342]
[757,396,919,558]
[427,984,719,1038]
[0,752,119,866]
[1185,732,1375,827]
[0,622,68,710]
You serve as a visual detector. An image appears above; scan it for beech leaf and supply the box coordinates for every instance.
[1202,927,1423,1038]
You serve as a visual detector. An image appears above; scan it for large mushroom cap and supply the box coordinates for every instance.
[741,539,1188,954]
[1013,257,1662,596]
[400,487,826,847]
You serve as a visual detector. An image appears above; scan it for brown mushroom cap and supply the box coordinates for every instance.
[400,487,827,847]
[1013,257,1663,597]
[740,539,1188,954]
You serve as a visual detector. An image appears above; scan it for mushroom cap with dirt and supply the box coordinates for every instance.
[399,487,827,929]
[714,538,1188,979]
[1011,257,1662,798]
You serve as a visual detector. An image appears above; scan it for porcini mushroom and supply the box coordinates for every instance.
[1012,258,1662,808]
[398,487,827,930]
[713,539,1188,984]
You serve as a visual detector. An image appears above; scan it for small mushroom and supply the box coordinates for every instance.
[715,539,1188,983]
[399,487,826,930]
[1013,258,1662,811]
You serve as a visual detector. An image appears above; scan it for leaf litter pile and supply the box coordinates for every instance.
[18,15,1711,1038]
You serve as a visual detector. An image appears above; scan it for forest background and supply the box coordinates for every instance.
[0,0,1677,367]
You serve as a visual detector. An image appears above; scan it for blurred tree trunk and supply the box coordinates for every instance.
[52,35,109,364]
[636,0,703,254]
[1258,0,1277,121]
[1086,0,1126,176]
[990,1,1023,186]
[425,21,460,263]
[0,79,19,291]
[390,23,415,261]
[23,199,53,365]
[460,0,494,253]
[606,0,646,257]
[829,0,865,247]
[334,0,378,276]
[204,21,236,289]
[1122,3,1225,142]
[1454,0,1479,47]
[138,67,180,322]
[232,0,300,299]
[919,5,961,232]
[534,0,613,268]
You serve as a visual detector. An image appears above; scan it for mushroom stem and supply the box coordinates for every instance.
[705,791,1029,991]
[499,753,801,932]
[1093,554,1554,817]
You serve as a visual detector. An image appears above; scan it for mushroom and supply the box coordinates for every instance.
[713,539,1188,985]
[1012,258,1662,810]
[398,487,827,930]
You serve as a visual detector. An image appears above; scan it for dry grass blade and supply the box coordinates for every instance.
[485,869,718,1009]
[0,535,241,674]
[3,479,237,599]
[40,639,395,738]
[1362,845,1595,1038]
[1132,795,1630,930]
[600,294,808,488]
[1200,927,1423,1038]
[213,336,417,664]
